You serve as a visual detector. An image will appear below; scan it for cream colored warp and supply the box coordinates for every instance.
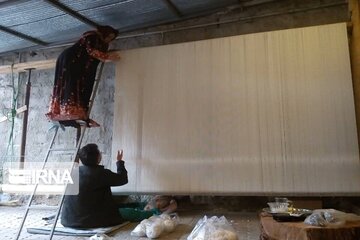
[112,23,360,194]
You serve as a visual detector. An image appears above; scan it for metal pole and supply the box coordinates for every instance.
[19,68,35,168]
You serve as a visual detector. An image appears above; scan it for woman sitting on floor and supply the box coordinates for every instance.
[61,144,128,228]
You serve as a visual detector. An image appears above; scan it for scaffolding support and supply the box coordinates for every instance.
[19,68,34,168]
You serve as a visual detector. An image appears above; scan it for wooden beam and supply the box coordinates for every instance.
[0,59,56,74]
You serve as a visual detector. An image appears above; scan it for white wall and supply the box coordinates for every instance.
[112,23,360,195]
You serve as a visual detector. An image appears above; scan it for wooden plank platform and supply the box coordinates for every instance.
[0,59,56,74]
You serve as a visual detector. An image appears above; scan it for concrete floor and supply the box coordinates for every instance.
[0,206,261,240]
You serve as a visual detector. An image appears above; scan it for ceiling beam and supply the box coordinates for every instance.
[161,0,182,18]
[0,25,48,46]
[44,0,99,28]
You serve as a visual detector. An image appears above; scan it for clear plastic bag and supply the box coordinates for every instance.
[130,221,147,237]
[89,234,113,240]
[304,212,328,227]
[304,209,360,227]
[145,218,164,239]
[130,213,180,239]
[160,213,179,233]
[187,216,238,240]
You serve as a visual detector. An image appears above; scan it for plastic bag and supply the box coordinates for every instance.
[160,213,179,233]
[89,234,113,240]
[304,213,328,226]
[145,218,164,239]
[304,209,360,227]
[130,213,179,239]
[130,220,147,237]
[187,216,238,240]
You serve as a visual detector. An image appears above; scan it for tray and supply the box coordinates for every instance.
[263,208,313,222]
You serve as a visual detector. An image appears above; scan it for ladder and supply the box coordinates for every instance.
[15,62,105,240]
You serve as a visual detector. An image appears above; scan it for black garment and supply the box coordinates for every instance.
[61,161,128,228]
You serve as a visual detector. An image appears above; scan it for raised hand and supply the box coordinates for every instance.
[117,150,124,161]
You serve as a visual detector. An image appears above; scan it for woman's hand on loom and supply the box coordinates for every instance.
[117,150,124,162]
[107,52,120,61]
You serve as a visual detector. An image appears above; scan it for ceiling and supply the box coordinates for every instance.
[0,0,278,55]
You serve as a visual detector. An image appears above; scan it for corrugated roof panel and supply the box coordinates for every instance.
[58,0,133,11]
[0,0,243,54]
[75,0,177,31]
[10,16,91,44]
[0,31,35,53]
[173,0,238,15]
[0,0,65,27]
